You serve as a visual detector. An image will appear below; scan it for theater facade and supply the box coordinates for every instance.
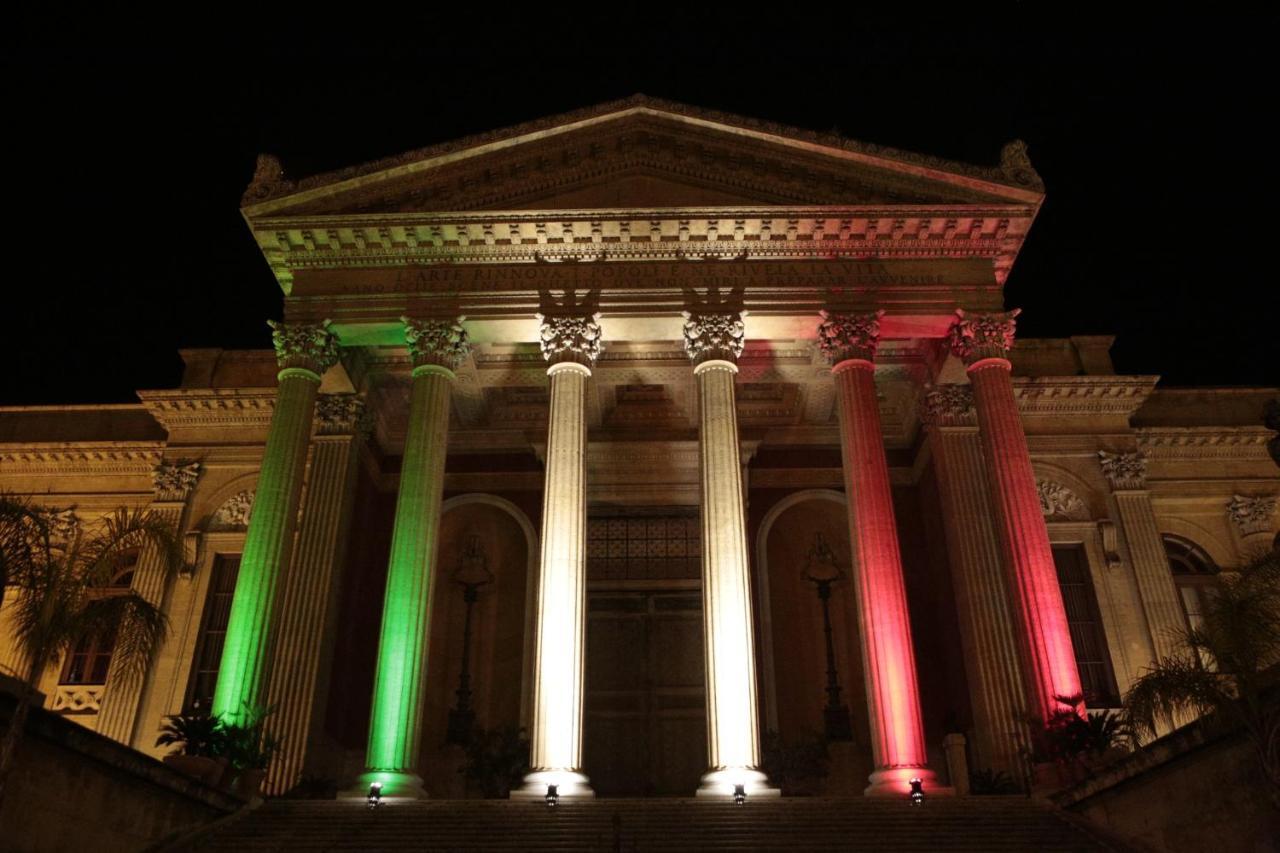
[2,97,1277,801]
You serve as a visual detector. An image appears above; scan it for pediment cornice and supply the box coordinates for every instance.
[0,442,164,476]
[1012,376,1160,417]
[138,388,278,431]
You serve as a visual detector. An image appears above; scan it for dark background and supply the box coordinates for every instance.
[4,17,1275,404]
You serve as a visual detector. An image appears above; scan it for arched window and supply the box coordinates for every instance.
[58,549,139,686]
[1163,535,1219,634]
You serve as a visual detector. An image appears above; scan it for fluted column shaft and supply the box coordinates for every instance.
[362,318,468,798]
[213,321,338,722]
[265,396,365,794]
[518,313,601,799]
[924,387,1028,776]
[951,311,1082,721]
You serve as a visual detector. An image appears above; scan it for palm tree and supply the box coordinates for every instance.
[1123,548,1280,807]
[0,496,185,808]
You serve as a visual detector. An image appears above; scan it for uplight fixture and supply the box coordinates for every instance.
[367,781,383,809]
[909,777,924,806]
[546,784,559,807]
[733,783,747,806]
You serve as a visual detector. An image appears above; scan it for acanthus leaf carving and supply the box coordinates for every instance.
[268,319,341,374]
[816,309,883,365]
[1037,480,1088,521]
[920,383,975,427]
[1098,450,1148,490]
[1226,494,1277,538]
[314,393,371,436]
[152,460,201,502]
[948,308,1020,363]
[682,311,746,365]
[538,314,603,367]
[402,316,471,370]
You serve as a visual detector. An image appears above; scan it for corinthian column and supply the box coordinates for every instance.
[265,394,368,795]
[361,319,469,799]
[516,314,601,800]
[818,311,933,795]
[97,461,201,745]
[922,386,1028,777]
[949,310,1082,721]
[213,320,339,723]
[683,310,774,798]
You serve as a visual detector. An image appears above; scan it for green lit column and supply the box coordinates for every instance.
[212,320,340,724]
[358,317,470,799]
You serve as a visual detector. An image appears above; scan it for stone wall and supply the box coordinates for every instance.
[0,682,240,853]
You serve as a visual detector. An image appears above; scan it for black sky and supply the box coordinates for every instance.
[4,17,1276,405]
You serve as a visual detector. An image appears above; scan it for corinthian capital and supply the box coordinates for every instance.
[817,310,883,365]
[402,316,470,370]
[920,384,975,427]
[538,314,603,367]
[1098,450,1148,490]
[152,460,201,502]
[682,311,745,365]
[268,319,341,374]
[948,309,1020,364]
[1227,494,1277,538]
[315,393,371,436]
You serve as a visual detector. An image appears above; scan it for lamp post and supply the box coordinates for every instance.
[802,533,853,742]
[447,535,494,745]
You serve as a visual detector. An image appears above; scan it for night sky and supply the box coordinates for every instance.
[4,20,1275,406]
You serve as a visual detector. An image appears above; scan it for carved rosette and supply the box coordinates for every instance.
[268,319,341,374]
[538,314,603,367]
[402,316,471,370]
[315,393,371,436]
[920,383,975,428]
[682,311,746,366]
[208,490,255,532]
[1037,480,1088,521]
[816,309,883,365]
[948,309,1020,364]
[1098,450,1148,490]
[1227,494,1277,538]
[152,460,201,502]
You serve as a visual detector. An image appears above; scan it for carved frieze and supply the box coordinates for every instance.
[314,394,371,436]
[682,311,746,365]
[1227,494,1277,538]
[1137,427,1276,461]
[949,309,1020,363]
[402,316,471,370]
[208,490,255,532]
[816,310,883,365]
[152,460,201,502]
[268,319,340,374]
[0,444,163,476]
[920,384,975,427]
[538,314,603,367]
[1098,450,1148,491]
[1037,481,1089,521]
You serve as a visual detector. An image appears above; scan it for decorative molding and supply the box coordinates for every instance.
[152,460,201,502]
[314,393,371,436]
[208,490,255,532]
[0,443,164,476]
[816,309,883,364]
[538,314,603,367]
[1097,519,1123,570]
[402,316,470,370]
[1013,376,1158,417]
[1137,427,1277,461]
[51,684,104,714]
[920,383,975,427]
[1226,494,1277,538]
[1037,480,1089,521]
[268,319,340,374]
[949,309,1019,363]
[1098,450,1148,491]
[682,311,746,365]
[138,389,277,431]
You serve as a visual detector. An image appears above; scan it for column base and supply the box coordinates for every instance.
[696,767,780,799]
[341,771,427,801]
[864,767,946,797]
[511,769,594,800]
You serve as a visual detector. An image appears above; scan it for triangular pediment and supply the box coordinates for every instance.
[243,97,1044,218]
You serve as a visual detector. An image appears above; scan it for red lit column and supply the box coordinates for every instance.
[949,310,1083,721]
[818,310,934,795]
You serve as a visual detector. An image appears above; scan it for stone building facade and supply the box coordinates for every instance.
[1,97,1276,800]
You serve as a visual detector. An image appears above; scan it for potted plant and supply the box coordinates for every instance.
[156,711,226,786]
[222,709,283,799]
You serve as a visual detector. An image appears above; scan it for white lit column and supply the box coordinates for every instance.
[516,314,601,799]
[684,310,775,798]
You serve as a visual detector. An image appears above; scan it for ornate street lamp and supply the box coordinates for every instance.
[447,534,494,745]
[802,532,853,741]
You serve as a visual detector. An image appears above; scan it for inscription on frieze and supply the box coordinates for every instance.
[294,258,990,298]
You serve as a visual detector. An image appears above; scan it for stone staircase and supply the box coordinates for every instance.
[159,796,1137,852]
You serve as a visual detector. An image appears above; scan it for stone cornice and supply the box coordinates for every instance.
[1013,376,1159,417]
[0,442,164,476]
[1137,427,1277,461]
[138,389,277,431]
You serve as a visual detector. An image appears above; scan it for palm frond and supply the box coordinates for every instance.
[78,593,169,683]
[77,507,185,587]
[1124,654,1232,739]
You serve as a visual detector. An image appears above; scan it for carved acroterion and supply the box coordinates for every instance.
[817,309,883,365]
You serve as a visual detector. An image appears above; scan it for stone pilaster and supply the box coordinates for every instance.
[682,310,774,798]
[949,310,1083,721]
[922,385,1028,778]
[212,320,340,723]
[97,461,201,746]
[263,394,368,795]
[1097,451,1186,667]
[517,313,602,799]
[819,310,933,795]
[361,318,469,799]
